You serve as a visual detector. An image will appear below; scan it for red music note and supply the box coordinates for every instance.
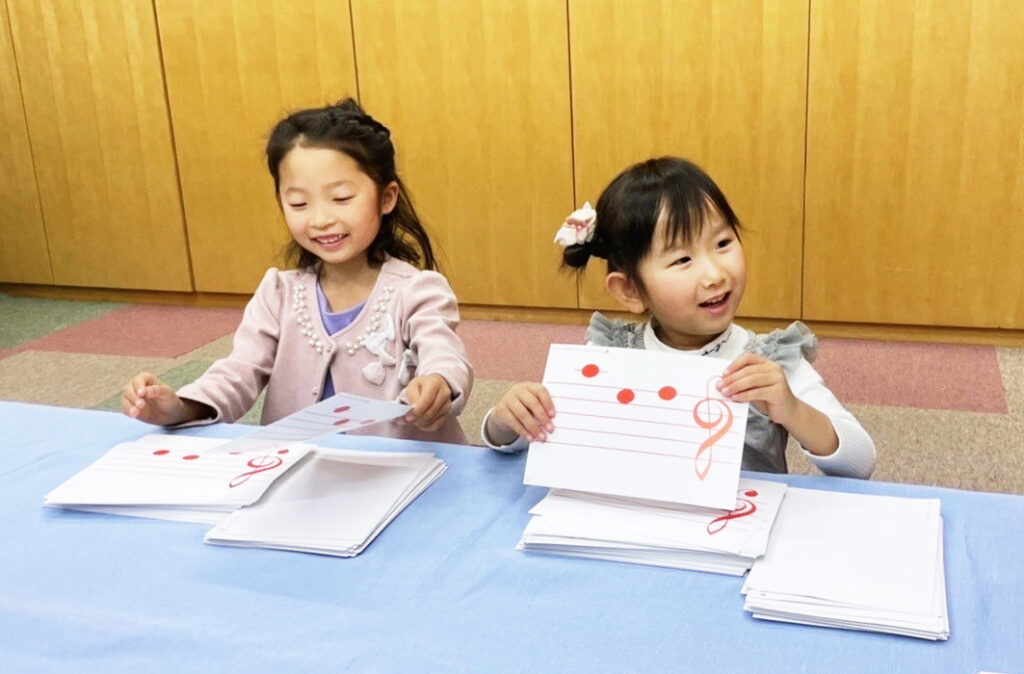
[228,454,284,488]
[706,489,759,535]
[582,363,600,378]
[334,406,351,413]
[617,389,635,404]
[692,377,733,480]
[333,418,351,426]
[152,449,169,456]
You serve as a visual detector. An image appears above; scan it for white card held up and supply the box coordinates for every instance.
[210,391,411,455]
[523,344,748,509]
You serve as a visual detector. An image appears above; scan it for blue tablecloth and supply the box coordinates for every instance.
[1,401,1021,673]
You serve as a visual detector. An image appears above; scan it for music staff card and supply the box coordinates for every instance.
[523,344,748,509]
[43,434,313,513]
[210,392,411,455]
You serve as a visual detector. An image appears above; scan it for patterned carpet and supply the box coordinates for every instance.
[2,292,1022,494]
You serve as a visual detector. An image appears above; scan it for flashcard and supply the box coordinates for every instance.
[209,392,411,455]
[523,344,748,509]
[43,434,312,520]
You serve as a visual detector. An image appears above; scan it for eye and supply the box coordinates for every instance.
[287,202,306,209]
[672,256,692,266]
[333,196,354,203]
[716,236,733,249]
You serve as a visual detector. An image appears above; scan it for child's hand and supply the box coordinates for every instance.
[121,372,191,426]
[716,353,799,426]
[402,374,453,432]
[488,382,556,444]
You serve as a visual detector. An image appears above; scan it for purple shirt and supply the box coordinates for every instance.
[316,281,365,400]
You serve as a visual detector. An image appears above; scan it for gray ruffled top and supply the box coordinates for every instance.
[586,313,818,473]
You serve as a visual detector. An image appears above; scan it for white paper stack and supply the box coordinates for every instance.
[43,434,313,524]
[204,449,445,557]
[742,488,949,640]
[518,479,788,575]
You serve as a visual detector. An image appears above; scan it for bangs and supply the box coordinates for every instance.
[658,177,741,250]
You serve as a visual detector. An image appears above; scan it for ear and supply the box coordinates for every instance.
[380,181,399,215]
[605,271,647,314]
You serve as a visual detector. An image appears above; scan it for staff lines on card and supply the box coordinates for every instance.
[555,425,710,448]
[94,465,274,482]
[541,440,739,466]
[548,380,718,404]
[554,406,744,440]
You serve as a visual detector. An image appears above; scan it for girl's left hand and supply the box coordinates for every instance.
[716,353,799,426]
[402,374,453,432]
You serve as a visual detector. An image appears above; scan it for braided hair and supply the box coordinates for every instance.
[562,157,741,289]
[267,98,436,271]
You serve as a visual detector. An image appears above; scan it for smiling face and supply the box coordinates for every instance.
[613,208,746,350]
[278,144,397,275]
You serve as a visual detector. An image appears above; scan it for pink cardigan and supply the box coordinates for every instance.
[176,257,473,443]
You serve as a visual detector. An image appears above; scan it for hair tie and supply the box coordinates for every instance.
[553,202,596,247]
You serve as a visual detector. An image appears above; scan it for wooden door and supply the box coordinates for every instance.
[155,0,358,293]
[571,0,809,319]
[351,0,577,308]
[804,0,1024,328]
[7,0,191,290]
[0,0,50,284]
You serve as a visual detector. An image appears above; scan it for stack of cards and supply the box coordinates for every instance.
[742,488,949,640]
[204,450,445,557]
[43,434,312,524]
[518,479,787,575]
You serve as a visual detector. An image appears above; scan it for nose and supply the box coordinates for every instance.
[699,256,726,288]
[308,205,336,229]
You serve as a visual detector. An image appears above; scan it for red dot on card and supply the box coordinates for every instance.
[616,389,635,404]
[228,451,241,455]
[153,449,169,456]
[333,418,350,426]
[334,406,351,413]
[658,386,677,401]
[183,455,199,461]
[277,449,289,455]
[361,419,375,425]
[581,363,599,378]
[745,490,758,498]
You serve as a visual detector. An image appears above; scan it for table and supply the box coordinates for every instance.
[1,401,1021,673]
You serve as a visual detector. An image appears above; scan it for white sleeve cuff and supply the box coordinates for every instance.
[802,416,876,479]
[480,408,528,453]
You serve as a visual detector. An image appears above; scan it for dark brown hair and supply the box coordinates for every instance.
[266,98,436,270]
[563,157,741,285]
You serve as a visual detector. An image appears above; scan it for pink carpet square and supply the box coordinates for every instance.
[461,320,587,381]
[18,305,244,358]
[814,338,1007,413]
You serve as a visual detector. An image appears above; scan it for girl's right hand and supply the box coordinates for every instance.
[488,382,556,443]
[121,372,190,426]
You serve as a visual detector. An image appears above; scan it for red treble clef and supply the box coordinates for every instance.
[692,377,734,480]
[706,489,759,535]
[228,453,284,488]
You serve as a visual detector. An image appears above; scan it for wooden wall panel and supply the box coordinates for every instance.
[6,0,191,290]
[155,0,357,293]
[351,0,577,308]
[804,0,1024,328]
[571,0,808,318]
[0,0,50,283]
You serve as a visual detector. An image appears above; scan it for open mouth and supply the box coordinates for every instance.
[699,292,730,308]
[314,234,347,245]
